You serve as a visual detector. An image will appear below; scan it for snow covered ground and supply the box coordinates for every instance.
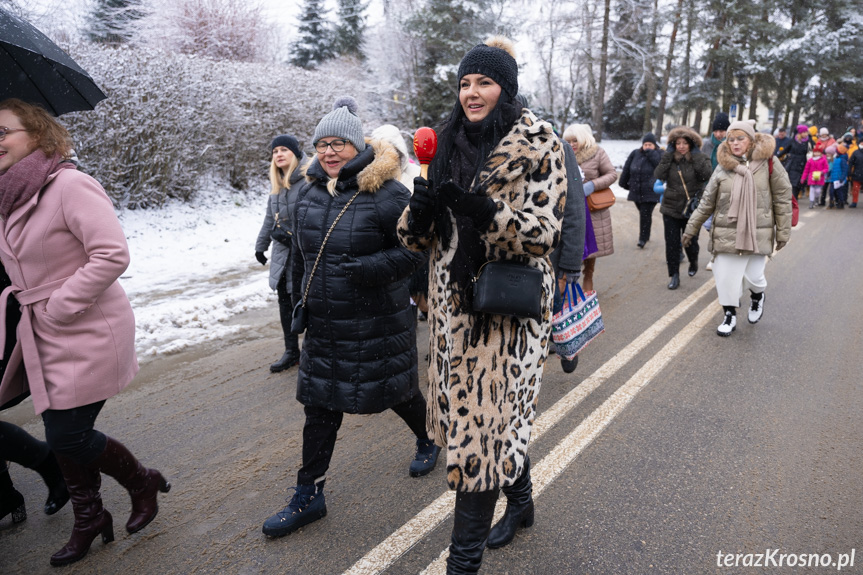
[119,140,641,361]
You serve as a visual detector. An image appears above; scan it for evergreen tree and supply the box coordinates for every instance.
[290,0,336,69]
[86,0,145,44]
[334,0,368,60]
[404,0,499,126]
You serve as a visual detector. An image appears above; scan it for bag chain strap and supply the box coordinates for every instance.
[300,190,362,307]
[677,166,690,202]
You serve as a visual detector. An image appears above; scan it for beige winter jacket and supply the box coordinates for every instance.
[684,133,792,255]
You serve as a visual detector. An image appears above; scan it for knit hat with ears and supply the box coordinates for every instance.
[269,134,301,158]
[313,97,366,152]
[457,36,519,97]
[727,119,756,141]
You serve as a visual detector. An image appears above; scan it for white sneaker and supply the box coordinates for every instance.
[705,259,713,271]
[748,293,765,324]
[717,312,736,336]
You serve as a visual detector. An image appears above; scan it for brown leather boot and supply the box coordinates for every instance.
[90,437,170,534]
[50,456,114,567]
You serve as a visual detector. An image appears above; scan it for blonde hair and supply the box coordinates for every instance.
[0,98,72,159]
[727,129,755,156]
[562,123,596,149]
[269,154,300,195]
[326,178,339,196]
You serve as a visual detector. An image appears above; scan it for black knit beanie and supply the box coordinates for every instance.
[712,113,731,132]
[642,132,658,146]
[457,36,519,97]
[270,134,301,158]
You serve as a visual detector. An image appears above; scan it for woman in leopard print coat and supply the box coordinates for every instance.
[397,37,566,574]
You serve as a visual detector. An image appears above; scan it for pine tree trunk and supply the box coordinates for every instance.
[592,0,612,141]
[655,0,684,140]
[643,0,659,134]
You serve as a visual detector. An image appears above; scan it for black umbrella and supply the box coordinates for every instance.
[0,8,106,115]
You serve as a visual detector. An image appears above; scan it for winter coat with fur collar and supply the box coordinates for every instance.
[684,133,792,256]
[290,139,427,414]
[655,126,713,220]
[397,109,566,492]
[577,144,617,258]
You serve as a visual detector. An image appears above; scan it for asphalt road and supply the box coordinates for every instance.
[2,200,862,575]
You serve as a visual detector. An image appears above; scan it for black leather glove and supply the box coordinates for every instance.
[439,181,497,229]
[339,254,364,283]
[409,177,436,233]
[255,251,268,265]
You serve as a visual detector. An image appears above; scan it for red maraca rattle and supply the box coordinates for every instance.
[413,127,438,179]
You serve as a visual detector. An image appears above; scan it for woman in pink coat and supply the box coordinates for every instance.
[0,99,169,566]
[562,124,618,292]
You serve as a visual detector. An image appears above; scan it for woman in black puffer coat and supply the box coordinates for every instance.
[620,133,662,247]
[261,98,434,540]
[785,126,812,199]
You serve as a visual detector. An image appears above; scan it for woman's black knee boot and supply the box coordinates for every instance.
[270,300,301,373]
[487,455,534,549]
[447,489,499,575]
[0,464,26,523]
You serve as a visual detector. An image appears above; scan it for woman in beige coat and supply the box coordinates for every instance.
[683,120,792,336]
[0,99,168,566]
[563,124,617,292]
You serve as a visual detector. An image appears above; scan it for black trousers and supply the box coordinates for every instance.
[297,392,429,487]
[635,201,657,243]
[41,400,107,465]
[663,214,699,276]
[0,420,50,468]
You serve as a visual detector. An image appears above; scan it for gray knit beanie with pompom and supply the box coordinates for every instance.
[313,97,366,152]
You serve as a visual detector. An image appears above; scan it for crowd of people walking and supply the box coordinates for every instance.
[3,30,861,573]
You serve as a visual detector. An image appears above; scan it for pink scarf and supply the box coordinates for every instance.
[0,150,74,219]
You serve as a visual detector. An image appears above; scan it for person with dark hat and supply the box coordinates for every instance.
[702,112,730,170]
[255,134,309,372]
[786,125,812,199]
[620,133,662,248]
[774,127,792,164]
[260,96,435,539]
[397,36,566,574]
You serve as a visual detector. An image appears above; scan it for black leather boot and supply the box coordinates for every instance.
[0,465,26,524]
[90,437,170,534]
[667,273,680,290]
[33,452,70,515]
[50,456,114,566]
[487,456,534,549]
[271,300,301,373]
[446,489,499,575]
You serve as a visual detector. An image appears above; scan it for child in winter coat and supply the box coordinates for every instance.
[830,144,850,208]
[849,145,863,207]
[801,142,829,208]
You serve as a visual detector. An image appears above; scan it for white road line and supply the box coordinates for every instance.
[342,280,716,575]
[420,300,719,575]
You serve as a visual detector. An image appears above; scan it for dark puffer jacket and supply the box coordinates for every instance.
[654,126,713,220]
[290,140,427,414]
[620,146,662,203]
[785,136,811,186]
[849,148,863,183]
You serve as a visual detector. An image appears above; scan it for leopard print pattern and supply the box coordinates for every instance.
[397,110,567,491]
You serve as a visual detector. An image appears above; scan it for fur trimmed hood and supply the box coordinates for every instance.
[666,126,703,151]
[716,133,776,172]
[305,138,402,194]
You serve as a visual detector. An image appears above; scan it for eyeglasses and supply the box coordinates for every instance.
[0,127,28,141]
[314,139,350,153]
[726,136,749,143]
